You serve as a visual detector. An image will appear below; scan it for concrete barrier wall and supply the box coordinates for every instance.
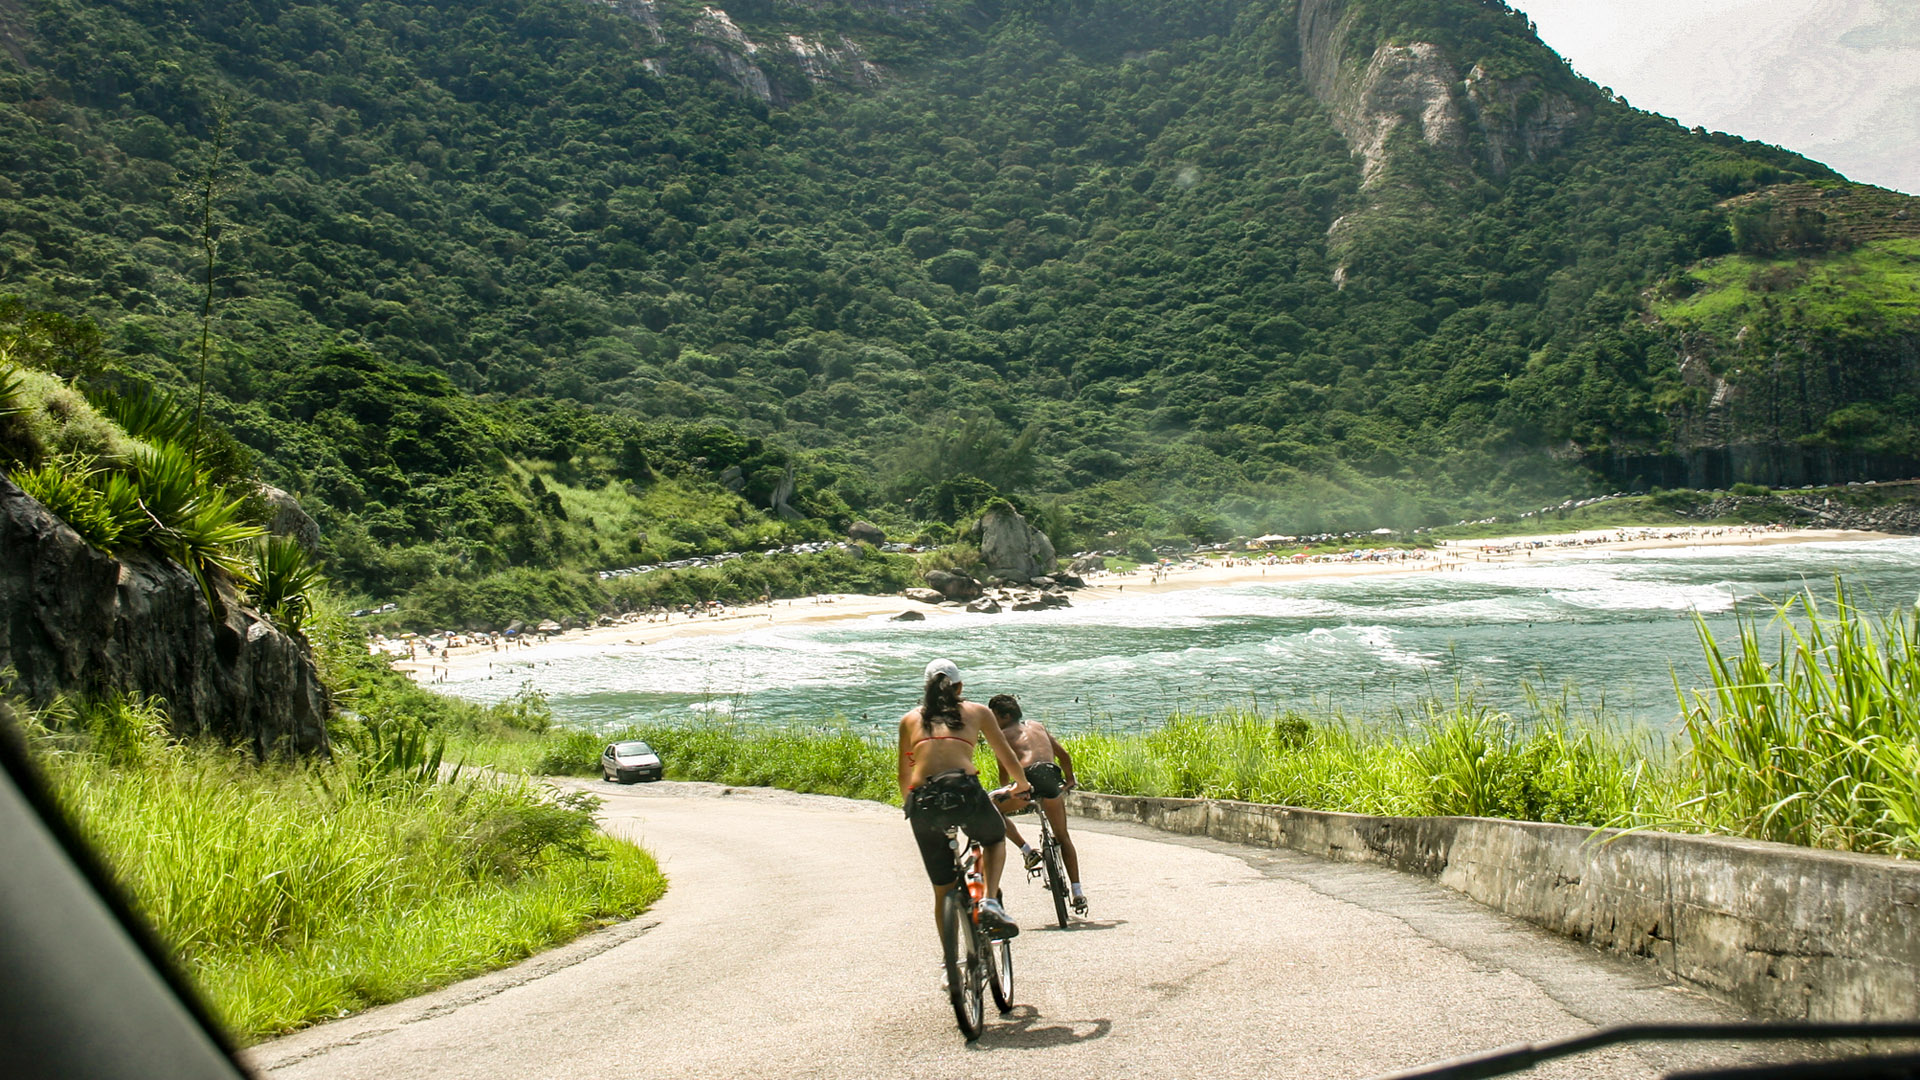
[1067,791,1920,1021]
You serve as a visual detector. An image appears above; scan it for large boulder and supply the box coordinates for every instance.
[890,610,925,622]
[1070,555,1106,575]
[848,520,886,546]
[260,485,322,554]
[0,476,331,757]
[973,504,1056,585]
[966,597,1001,614]
[904,588,945,605]
[923,569,983,601]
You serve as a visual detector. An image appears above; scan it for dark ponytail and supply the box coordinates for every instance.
[921,673,963,734]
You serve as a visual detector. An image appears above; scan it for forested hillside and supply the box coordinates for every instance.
[2,0,1916,604]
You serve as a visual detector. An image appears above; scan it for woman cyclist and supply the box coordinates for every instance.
[899,658,1030,939]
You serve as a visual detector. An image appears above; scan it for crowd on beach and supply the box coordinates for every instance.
[1438,524,1785,560]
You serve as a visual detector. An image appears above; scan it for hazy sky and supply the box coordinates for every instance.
[1506,0,1920,194]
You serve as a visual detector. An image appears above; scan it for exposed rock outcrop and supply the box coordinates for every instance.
[260,485,321,554]
[594,0,664,43]
[689,6,883,106]
[848,520,886,545]
[1299,0,1584,186]
[971,504,1056,585]
[1332,41,1465,188]
[0,476,330,756]
[1464,64,1586,177]
[904,587,944,604]
[1299,0,1586,284]
[923,569,982,601]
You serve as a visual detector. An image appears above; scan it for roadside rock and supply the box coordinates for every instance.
[848,520,886,545]
[890,610,925,622]
[966,597,1001,614]
[904,588,944,604]
[0,475,331,756]
[973,504,1057,584]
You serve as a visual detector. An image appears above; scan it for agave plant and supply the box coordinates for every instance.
[247,534,325,633]
[0,361,22,419]
[128,442,266,602]
[11,454,147,552]
[92,381,198,449]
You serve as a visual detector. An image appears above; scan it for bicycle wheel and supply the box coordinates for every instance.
[1044,836,1071,928]
[985,927,1014,1012]
[941,888,985,1040]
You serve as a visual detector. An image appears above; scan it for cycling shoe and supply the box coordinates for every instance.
[976,897,1020,939]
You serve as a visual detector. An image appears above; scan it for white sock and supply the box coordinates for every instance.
[1071,882,1084,898]
[1021,843,1036,856]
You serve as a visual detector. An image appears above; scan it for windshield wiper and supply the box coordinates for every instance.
[1369,1021,1920,1080]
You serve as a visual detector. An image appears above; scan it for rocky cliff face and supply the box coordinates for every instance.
[1298,0,1585,183]
[1298,0,1587,281]
[594,1,884,106]
[0,477,330,757]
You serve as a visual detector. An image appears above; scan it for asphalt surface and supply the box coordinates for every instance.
[245,780,1784,1080]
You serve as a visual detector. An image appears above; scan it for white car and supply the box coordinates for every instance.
[600,740,663,783]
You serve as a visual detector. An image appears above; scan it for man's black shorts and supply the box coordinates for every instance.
[905,769,1006,886]
[1024,761,1065,800]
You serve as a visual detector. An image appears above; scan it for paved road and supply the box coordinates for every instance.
[246,781,1780,1080]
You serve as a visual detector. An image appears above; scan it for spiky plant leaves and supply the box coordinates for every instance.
[247,535,325,634]
[128,442,267,603]
[0,361,22,419]
[14,455,131,551]
[93,381,198,448]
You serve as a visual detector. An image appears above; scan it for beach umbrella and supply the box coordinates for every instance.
[537,620,562,633]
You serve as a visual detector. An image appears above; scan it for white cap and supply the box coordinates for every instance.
[923,658,962,686]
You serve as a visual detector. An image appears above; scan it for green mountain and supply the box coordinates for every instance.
[2,0,1916,602]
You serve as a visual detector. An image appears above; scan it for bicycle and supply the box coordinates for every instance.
[940,824,1014,1040]
[995,790,1075,928]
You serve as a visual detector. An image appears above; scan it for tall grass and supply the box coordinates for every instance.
[23,702,666,1043]
[1070,700,1663,827]
[466,581,1918,857]
[1675,582,1920,854]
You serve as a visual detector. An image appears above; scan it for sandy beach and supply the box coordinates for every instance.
[393,525,1894,682]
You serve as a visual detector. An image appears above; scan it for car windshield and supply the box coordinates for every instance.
[614,742,653,757]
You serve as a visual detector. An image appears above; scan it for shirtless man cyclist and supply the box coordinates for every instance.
[987,693,1087,915]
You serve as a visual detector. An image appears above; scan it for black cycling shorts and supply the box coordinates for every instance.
[1024,761,1065,800]
[905,769,1006,887]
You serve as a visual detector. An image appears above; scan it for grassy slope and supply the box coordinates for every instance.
[20,672,666,1044]
[1657,237,1920,332]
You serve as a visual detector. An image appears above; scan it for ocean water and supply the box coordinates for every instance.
[437,538,1920,737]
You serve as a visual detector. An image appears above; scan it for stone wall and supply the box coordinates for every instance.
[0,476,329,756]
[1068,791,1920,1021]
